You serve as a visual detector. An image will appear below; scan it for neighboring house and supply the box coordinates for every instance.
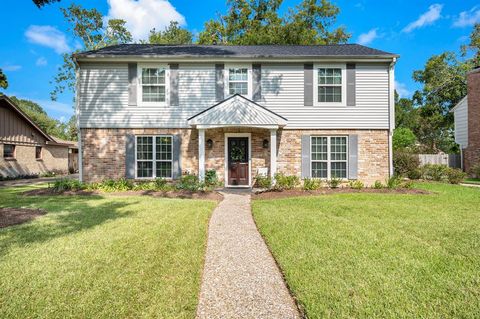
[74,44,398,187]
[0,95,78,178]
[451,67,480,173]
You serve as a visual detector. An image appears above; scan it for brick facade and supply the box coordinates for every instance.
[464,68,480,173]
[81,128,390,185]
[0,143,69,177]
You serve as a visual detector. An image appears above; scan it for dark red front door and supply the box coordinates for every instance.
[228,137,249,186]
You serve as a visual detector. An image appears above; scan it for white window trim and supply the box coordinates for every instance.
[224,64,253,99]
[310,136,349,179]
[313,63,347,107]
[135,135,173,180]
[137,63,169,107]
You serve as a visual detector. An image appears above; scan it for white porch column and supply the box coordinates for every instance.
[198,128,206,181]
[270,129,277,180]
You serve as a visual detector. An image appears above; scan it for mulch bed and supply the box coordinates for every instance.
[252,188,431,200]
[0,208,47,228]
[22,188,223,201]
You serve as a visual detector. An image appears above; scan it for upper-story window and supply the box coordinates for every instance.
[314,64,346,106]
[226,65,252,98]
[138,64,168,105]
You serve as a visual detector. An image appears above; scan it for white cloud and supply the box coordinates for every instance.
[1,64,22,71]
[106,0,186,40]
[357,28,379,45]
[395,81,412,98]
[453,6,480,27]
[25,25,71,54]
[403,4,443,33]
[36,57,47,66]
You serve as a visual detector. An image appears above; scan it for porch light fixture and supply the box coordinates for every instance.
[263,139,269,149]
[206,139,213,149]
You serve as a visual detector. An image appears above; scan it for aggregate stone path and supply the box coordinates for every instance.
[196,189,300,319]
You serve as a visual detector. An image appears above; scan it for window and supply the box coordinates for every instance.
[3,144,15,159]
[318,68,342,102]
[136,135,173,179]
[35,146,42,160]
[314,64,346,105]
[140,67,166,103]
[227,66,251,97]
[311,136,348,179]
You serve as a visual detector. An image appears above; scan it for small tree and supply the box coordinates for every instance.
[393,127,417,150]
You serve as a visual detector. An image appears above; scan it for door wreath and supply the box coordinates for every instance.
[230,145,245,162]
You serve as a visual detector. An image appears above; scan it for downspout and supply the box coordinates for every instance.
[388,57,397,177]
[73,57,83,182]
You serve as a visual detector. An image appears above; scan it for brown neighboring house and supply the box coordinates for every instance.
[0,95,78,178]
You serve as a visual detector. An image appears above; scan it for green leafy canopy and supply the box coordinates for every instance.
[198,0,350,45]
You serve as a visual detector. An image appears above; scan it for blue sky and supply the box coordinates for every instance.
[1,0,479,122]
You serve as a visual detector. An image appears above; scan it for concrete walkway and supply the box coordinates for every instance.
[196,190,300,319]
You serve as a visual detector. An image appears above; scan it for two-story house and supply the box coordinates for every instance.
[74,44,398,187]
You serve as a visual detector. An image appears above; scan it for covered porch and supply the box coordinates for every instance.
[187,94,288,187]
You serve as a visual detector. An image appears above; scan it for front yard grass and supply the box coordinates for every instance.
[464,177,480,185]
[0,185,216,318]
[252,183,480,318]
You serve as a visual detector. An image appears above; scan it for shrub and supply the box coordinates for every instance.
[446,168,467,184]
[255,175,272,189]
[470,162,480,178]
[327,175,342,189]
[132,179,173,191]
[274,173,300,191]
[402,180,414,189]
[51,178,84,192]
[385,175,402,189]
[175,174,203,191]
[303,178,321,190]
[421,164,449,182]
[393,151,420,177]
[205,170,219,187]
[373,180,383,189]
[407,168,422,180]
[95,178,133,192]
[348,180,364,190]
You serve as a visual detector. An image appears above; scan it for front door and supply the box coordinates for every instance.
[227,137,249,186]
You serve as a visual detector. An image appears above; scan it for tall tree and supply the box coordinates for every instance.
[148,21,193,44]
[0,69,7,89]
[461,23,480,66]
[33,0,60,8]
[8,96,74,140]
[198,0,349,45]
[51,4,132,100]
[395,91,419,131]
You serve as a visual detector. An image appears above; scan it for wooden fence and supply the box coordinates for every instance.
[418,154,462,168]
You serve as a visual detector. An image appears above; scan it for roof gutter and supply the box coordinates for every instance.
[74,54,399,63]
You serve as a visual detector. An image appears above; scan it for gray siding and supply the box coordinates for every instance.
[78,62,391,129]
[454,97,468,148]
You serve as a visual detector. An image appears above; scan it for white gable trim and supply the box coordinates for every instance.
[187,94,288,127]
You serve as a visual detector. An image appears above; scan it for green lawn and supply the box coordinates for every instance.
[253,183,480,318]
[464,178,480,185]
[0,185,216,318]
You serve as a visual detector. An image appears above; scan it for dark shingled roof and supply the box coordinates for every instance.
[76,44,397,58]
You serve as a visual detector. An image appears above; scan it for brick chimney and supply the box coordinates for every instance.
[464,67,480,173]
